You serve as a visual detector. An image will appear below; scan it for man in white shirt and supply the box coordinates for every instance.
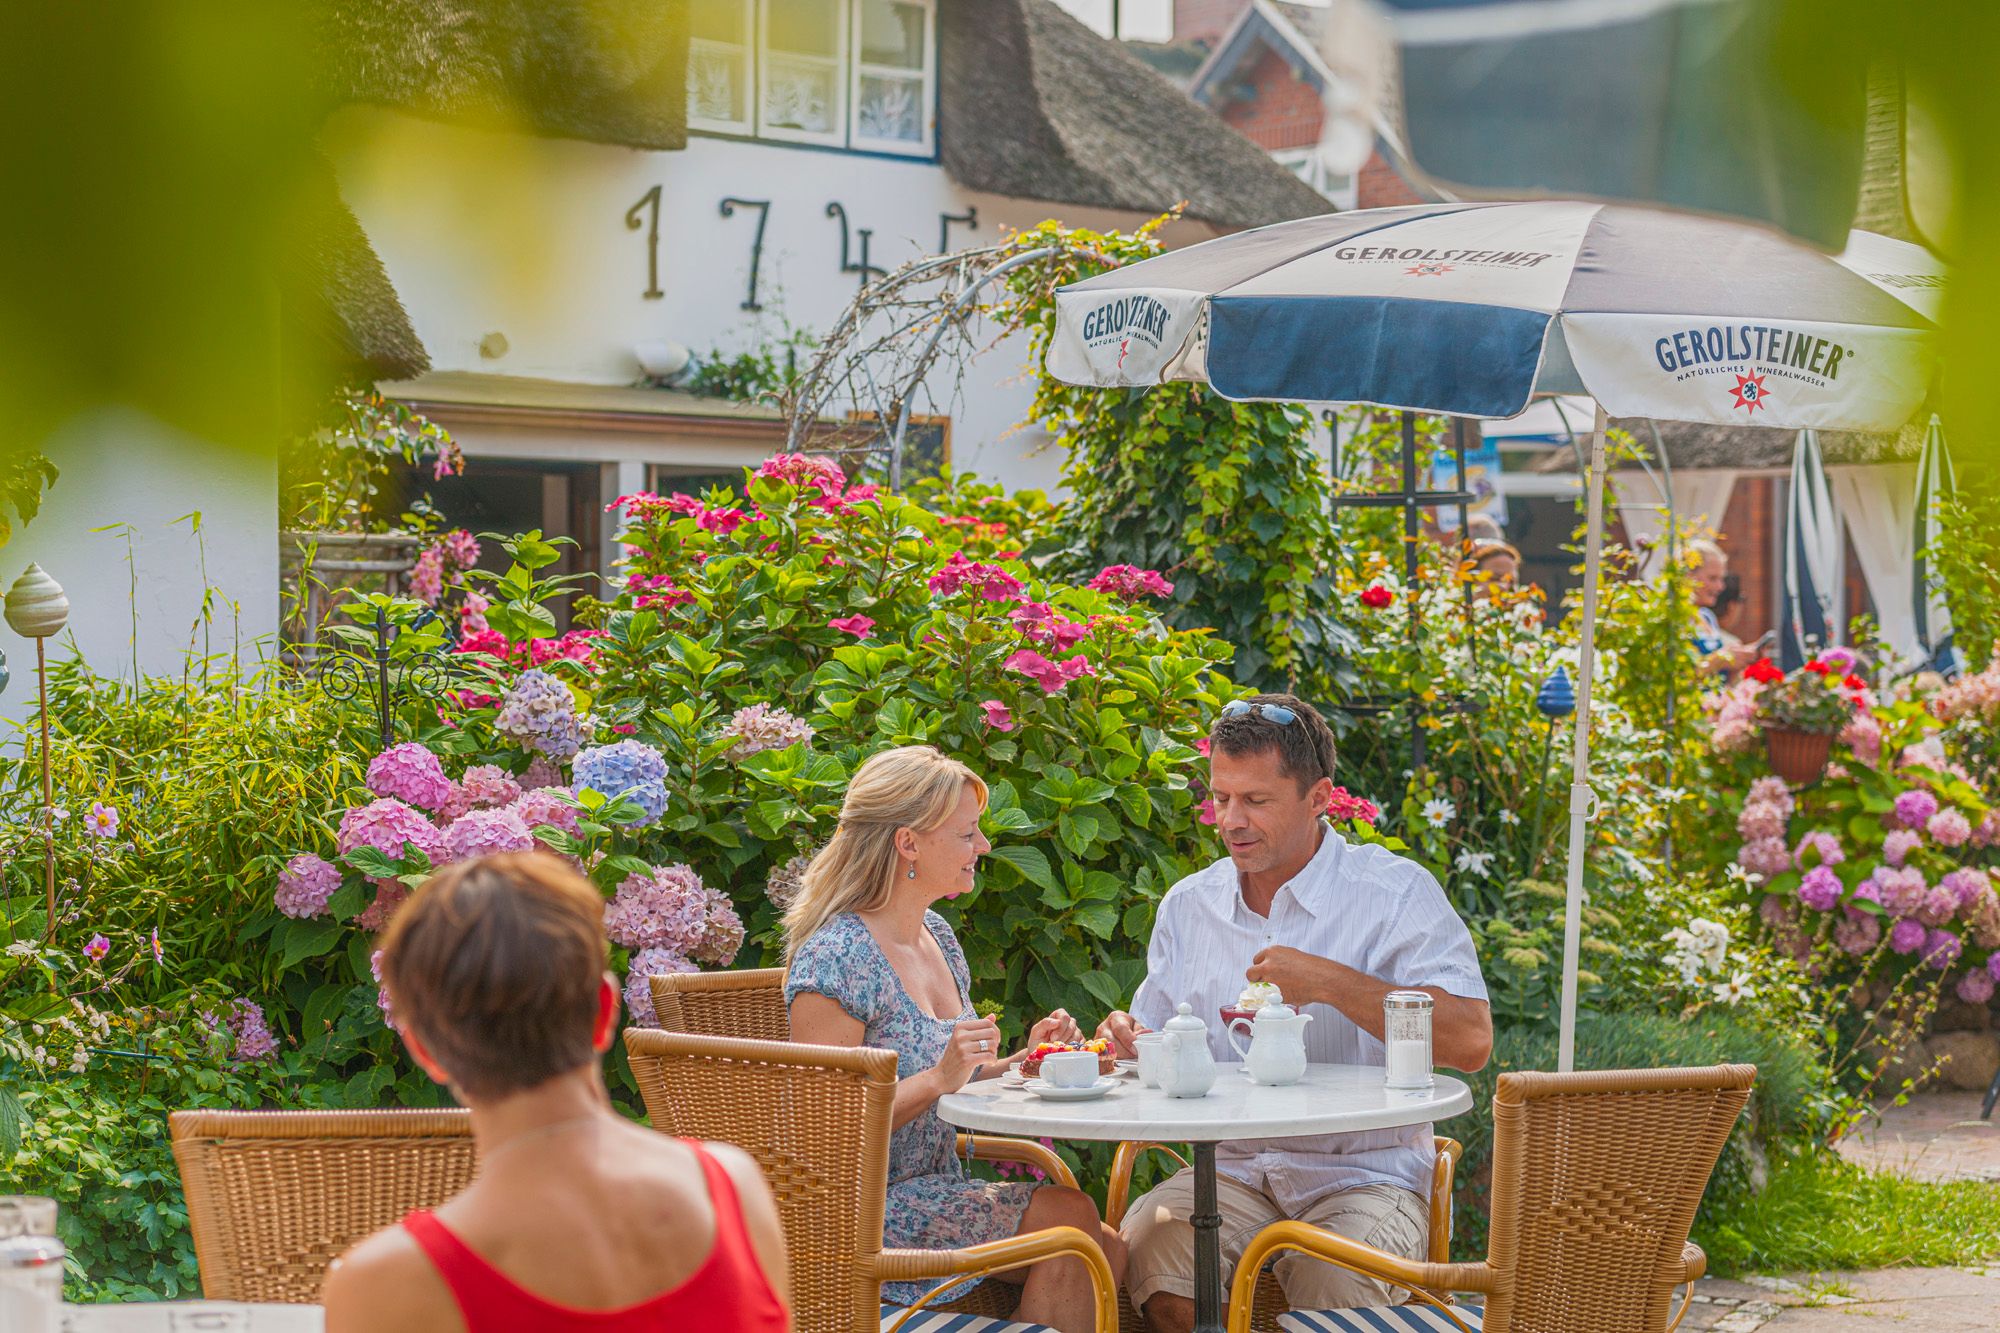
[1096,694,1492,1332]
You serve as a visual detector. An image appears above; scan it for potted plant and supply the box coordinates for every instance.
[1747,655,1862,785]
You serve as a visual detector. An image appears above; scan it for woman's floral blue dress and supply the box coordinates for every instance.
[786,911,1037,1305]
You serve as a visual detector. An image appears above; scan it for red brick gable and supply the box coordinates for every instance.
[1215,43,1324,150]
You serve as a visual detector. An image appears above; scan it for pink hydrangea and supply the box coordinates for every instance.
[1759,894,1790,926]
[1875,865,1929,917]
[1894,788,1940,828]
[1709,679,1761,755]
[521,756,564,791]
[354,879,410,931]
[275,853,342,919]
[692,888,746,968]
[1989,952,2000,983]
[371,948,398,1029]
[1010,603,1091,651]
[441,765,523,820]
[1943,867,1992,909]
[510,787,581,835]
[366,743,453,812]
[1928,808,1973,847]
[754,452,847,499]
[410,545,445,605]
[1793,830,1845,869]
[720,703,816,760]
[441,808,535,862]
[980,701,1015,731]
[338,799,444,864]
[1918,885,1962,927]
[1004,648,1094,695]
[1798,865,1843,912]
[928,552,1026,604]
[1088,565,1175,600]
[1840,712,1882,765]
[1833,912,1881,955]
[603,864,708,954]
[443,529,480,569]
[1882,828,1923,867]
[623,948,698,1027]
[1747,775,1795,814]
[1975,811,2000,848]
[1736,801,1788,842]
[202,999,278,1063]
[1737,837,1794,879]
[1888,918,1929,954]
[1924,928,1963,969]
[1957,968,1997,1005]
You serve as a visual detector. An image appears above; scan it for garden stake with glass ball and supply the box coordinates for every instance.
[6,563,70,939]
[1526,666,1576,874]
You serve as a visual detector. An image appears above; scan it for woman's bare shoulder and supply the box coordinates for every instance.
[322,1223,458,1333]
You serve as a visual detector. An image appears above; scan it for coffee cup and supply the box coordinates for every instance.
[1038,1049,1100,1089]
[1133,1032,1166,1088]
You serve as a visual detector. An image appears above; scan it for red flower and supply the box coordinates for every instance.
[1843,673,1866,691]
[1745,657,1784,684]
[1804,660,1831,675]
[1359,585,1393,609]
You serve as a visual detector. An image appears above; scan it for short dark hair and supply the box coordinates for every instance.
[1208,693,1337,793]
[378,853,607,1100]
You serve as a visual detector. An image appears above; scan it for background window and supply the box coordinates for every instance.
[688,1,753,134]
[852,0,932,152]
[761,0,846,143]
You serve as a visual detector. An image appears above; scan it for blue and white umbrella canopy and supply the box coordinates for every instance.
[1912,414,1960,677]
[1050,202,1940,432]
[1780,429,1840,671]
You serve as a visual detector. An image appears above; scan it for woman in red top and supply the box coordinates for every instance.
[323,853,790,1333]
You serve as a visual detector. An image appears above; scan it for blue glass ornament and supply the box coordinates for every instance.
[1536,666,1576,718]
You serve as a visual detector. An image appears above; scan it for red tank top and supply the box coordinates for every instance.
[402,1139,789,1333]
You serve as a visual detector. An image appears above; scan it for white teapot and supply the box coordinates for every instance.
[1157,1002,1217,1098]
[1226,996,1313,1086]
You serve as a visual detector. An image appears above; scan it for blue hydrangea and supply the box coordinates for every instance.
[573,739,669,825]
[495,669,582,760]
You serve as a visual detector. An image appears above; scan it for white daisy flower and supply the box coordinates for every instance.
[1455,849,1496,877]
[1711,972,1754,1005]
[1422,797,1456,828]
[1498,809,1521,826]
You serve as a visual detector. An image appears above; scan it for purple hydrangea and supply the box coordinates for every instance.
[1882,828,1923,867]
[496,669,583,760]
[1929,808,1973,847]
[202,999,278,1063]
[1736,801,1789,843]
[366,743,453,812]
[623,948,697,1027]
[520,755,565,790]
[1957,968,1996,1005]
[573,740,670,826]
[1924,929,1964,970]
[1889,917,1929,954]
[1738,837,1794,879]
[1793,830,1845,869]
[337,798,444,865]
[510,787,581,835]
[1874,865,1928,917]
[719,703,816,761]
[1918,885,1962,927]
[275,853,342,919]
[1798,865,1843,912]
[1989,952,2000,983]
[441,765,523,820]
[441,807,536,862]
[1834,912,1881,955]
[1894,788,1940,829]
[1943,868,1992,909]
[603,864,707,953]
[692,888,747,968]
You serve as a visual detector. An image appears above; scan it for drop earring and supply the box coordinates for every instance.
[907,864,918,880]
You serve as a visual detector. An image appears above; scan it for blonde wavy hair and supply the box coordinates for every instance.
[783,745,987,961]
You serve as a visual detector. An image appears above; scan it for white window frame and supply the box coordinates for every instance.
[687,0,754,136]
[756,0,850,148]
[847,0,936,158]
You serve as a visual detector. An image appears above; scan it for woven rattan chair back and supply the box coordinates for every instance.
[626,1028,896,1333]
[169,1108,476,1303]
[1481,1064,1756,1333]
[650,966,791,1041]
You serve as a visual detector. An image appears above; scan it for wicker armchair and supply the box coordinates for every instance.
[1226,1064,1757,1333]
[168,1109,476,1302]
[651,967,1080,1189]
[625,1028,1117,1333]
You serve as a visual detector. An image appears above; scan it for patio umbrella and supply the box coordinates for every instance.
[1912,413,1960,676]
[1048,201,1941,1071]
[1780,429,1840,670]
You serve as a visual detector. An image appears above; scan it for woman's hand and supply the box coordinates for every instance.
[932,1016,1003,1093]
[1026,1008,1083,1050]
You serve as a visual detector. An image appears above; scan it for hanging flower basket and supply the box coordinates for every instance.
[1765,726,1834,786]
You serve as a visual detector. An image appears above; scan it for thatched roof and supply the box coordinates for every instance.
[283,151,429,381]
[938,0,1331,229]
[1856,66,1914,243]
[313,0,690,150]
[1532,415,1927,474]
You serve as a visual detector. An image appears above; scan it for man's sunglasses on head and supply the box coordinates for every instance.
[1220,700,1297,726]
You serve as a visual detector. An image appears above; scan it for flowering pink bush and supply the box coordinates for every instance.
[603,864,708,954]
[275,853,342,919]
[366,743,453,812]
[441,765,523,820]
[1088,565,1174,600]
[338,799,444,863]
[719,703,816,761]
[441,808,535,862]
[929,552,1027,604]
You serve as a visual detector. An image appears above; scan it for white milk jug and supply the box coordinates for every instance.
[1226,998,1313,1086]
[1157,1002,1217,1098]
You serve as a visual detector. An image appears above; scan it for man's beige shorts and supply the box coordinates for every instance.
[1121,1170,1428,1312]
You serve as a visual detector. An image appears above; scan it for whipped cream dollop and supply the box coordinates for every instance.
[1237,981,1283,1010]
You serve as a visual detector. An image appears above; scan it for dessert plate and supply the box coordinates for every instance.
[1023,1077,1118,1102]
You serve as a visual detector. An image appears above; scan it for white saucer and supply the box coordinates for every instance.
[1113,1060,1139,1078]
[1024,1076,1118,1102]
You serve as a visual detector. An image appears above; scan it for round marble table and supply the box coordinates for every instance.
[937,1063,1472,1333]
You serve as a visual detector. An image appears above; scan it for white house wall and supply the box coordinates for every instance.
[325,108,1217,498]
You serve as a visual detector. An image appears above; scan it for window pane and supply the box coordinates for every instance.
[767,0,839,55]
[764,55,838,133]
[689,45,748,124]
[690,0,748,44]
[856,73,923,141]
[858,0,925,69]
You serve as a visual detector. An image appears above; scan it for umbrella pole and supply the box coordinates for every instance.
[1557,404,1609,1073]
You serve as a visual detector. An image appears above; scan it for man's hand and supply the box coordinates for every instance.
[1026,1008,1083,1049]
[1095,1010,1147,1059]
[1246,946,1333,1008]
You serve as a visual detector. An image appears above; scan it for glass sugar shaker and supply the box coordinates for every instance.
[0,1196,65,1333]
[1382,990,1435,1091]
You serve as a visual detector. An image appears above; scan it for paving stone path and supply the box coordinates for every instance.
[1677,1093,2000,1331]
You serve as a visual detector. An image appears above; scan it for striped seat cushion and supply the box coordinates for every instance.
[880,1304,1058,1333]
[1279,1302,1484,1333]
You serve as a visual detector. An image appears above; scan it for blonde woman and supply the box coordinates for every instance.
[785,745,1125,1333]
